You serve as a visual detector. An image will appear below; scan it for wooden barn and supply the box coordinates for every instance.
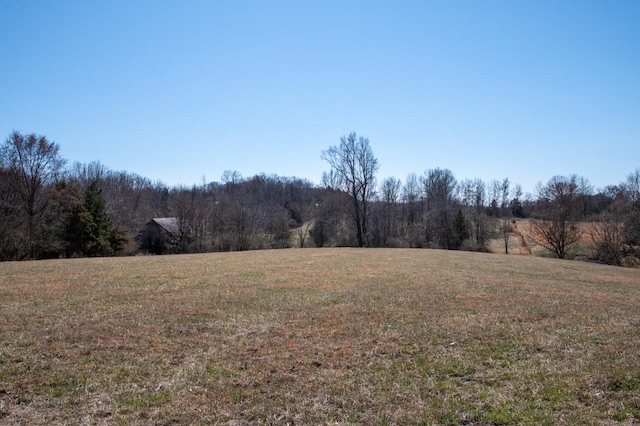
[137,217,183,254]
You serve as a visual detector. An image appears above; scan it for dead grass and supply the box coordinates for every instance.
[488,218,627,260]
[1,249,639,425]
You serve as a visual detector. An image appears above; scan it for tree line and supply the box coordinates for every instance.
[1,130,639,266]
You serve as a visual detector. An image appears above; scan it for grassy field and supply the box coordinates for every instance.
[1,248,639,425]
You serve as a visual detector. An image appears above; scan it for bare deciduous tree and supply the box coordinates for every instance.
[372,176,401,246]
[0,131,66,258]
[497,178,510,254]
[221,170,242,194]
[321,132,379,247]
[530,175,585,259]
[0,168,23,259]
[321,169,343,191]
[422,168,458,249]
[459,178,489,248]
[400,173,422,246]
[590,213,634,266]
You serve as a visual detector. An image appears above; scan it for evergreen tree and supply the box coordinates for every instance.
[63,182,126,256]
[452,209,470,249]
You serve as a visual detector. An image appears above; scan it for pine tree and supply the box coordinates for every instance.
[452,209,470,249]
[63,182,126,256]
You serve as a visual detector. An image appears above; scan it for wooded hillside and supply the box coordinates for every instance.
[1,131,639,265]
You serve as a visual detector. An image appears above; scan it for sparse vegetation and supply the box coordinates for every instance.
[1,248,638,424]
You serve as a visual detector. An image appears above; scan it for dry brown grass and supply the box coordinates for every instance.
[1,248,639,425]
[487,219,619,258]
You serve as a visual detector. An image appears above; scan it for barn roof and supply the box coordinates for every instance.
[150,217,181,236]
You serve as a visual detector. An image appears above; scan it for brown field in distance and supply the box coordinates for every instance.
[486,218,616,258]
[1,248,639,424]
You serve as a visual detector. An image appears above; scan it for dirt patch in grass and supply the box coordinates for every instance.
[1,249,639,424]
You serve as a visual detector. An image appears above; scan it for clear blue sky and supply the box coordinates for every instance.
[2,0,639,195]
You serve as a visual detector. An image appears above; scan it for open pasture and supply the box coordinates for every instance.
[1,248,639,424]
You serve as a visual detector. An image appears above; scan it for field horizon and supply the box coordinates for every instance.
[1,248,639,424]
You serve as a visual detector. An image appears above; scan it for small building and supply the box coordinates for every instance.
[137,217,183,254]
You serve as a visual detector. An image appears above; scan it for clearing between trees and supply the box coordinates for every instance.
[0,248,639,424]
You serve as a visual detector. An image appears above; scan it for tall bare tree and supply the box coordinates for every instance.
[221,170,243,194]
[497,178,511,254]
[400,172,422,246]
[422,168,458,248]
[0,131,66,258]
[321,132,379,247]
[372,176,401,246]
[459,178,489,248]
